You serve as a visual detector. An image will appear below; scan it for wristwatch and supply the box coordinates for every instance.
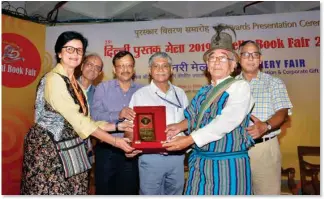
[265,121,272,131]
[115,119,125,132]
[115,120,120,132]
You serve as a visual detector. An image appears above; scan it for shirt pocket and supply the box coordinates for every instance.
[253,87,274,120]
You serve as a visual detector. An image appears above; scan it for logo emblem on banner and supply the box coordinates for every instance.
[2,33,41,88]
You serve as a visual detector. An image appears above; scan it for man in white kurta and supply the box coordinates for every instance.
[128,52,189,195]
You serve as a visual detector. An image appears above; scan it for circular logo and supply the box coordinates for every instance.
[2,33,41,88]
[141,117,151,125]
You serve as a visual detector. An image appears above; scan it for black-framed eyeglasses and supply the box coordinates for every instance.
[155,86,182,109]
[85,61,102,72]
[240,52,261,59]
[62,46,84,55]
[208,56,233,63]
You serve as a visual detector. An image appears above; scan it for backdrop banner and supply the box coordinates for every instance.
[2,15,47,194]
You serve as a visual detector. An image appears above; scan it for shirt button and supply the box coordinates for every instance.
[124,94,126,97]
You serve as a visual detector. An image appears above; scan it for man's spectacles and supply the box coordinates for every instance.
[115,64,134,70]
[207,56,232,63]
[240,52,261,59]
[85,62,102,72]
[62,46,84,55]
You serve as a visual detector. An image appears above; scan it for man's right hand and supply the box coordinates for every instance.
[118,121,134,132]
[119,107,136,121]
[165,123,181,140]
[246,115,268,139]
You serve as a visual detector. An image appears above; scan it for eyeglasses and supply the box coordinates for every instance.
[207,56,232,63]
[62,46,84,55]
[115,64,134,70]
[84,61,102,72]
[151,64,170,70]
[240,52,261,59]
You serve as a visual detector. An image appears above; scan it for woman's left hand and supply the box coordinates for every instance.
[162,136,194,151]
[125,150,142,158]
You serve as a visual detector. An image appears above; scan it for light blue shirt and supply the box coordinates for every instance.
[236,71,293,138]
[91,79,143,137]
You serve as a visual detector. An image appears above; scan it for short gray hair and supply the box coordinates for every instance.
[83,53,103,71]
[148,52,172,67]
[83,53,103,64]
[238,40,262,55]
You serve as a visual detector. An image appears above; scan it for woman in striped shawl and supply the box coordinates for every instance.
[163,25,255,195]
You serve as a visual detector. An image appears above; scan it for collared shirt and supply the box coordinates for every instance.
[129,80,189,136]
[190,76,255,147]
[78,76,97,164]
[236,71,293,138]
[78,76,96,109]
[91,79,143,137]
[45,63,107,139]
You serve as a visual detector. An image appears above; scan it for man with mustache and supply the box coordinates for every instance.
[126,52,189,195]
[236,40,293,194]
[91,51,142,195]
[77,53,104,194]
[78,53,104,108]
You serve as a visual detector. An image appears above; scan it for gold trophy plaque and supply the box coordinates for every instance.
[138,114,155,142]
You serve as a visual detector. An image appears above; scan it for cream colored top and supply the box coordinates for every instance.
[44,63,106,139]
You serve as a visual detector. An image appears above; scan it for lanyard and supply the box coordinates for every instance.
[155,86,182,109]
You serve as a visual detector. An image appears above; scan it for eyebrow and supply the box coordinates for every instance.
[153,64,169,66]
[66,46,83,49]
[209,52,229,57]
[86,61,102,66]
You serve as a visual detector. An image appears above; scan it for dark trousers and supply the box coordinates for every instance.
[94,142,139,195]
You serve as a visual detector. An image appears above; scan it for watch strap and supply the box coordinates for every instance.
[115,119,125,132]
[115,121,119,132]
[265,121,272,130]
